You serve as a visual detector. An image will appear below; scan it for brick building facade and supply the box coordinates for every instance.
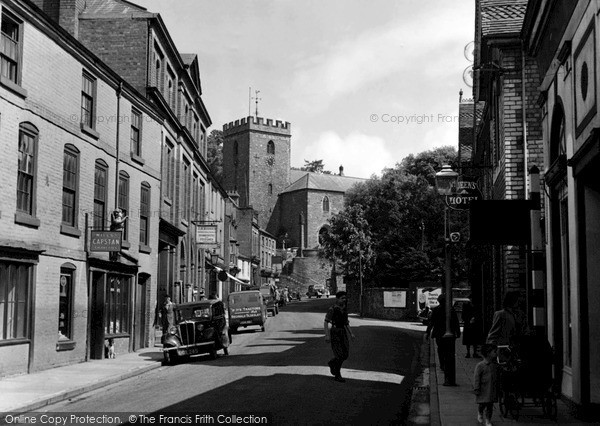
[1,0,162,375]
[471,0,544,331]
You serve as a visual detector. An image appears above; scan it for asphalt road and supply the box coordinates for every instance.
[39,298,424,425]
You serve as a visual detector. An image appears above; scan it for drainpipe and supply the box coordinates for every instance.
[522,41,529,198]
[115,81,123,208]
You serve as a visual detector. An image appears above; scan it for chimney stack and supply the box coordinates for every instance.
[339,165,344,176]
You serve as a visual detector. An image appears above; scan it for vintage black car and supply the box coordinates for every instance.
[162,299,230,365]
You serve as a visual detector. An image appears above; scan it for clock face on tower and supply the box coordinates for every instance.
[265,156,275,167]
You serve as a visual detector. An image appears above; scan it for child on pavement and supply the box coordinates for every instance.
[473,343,499,426]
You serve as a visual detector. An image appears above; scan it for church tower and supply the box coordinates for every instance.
[222,116,291,230]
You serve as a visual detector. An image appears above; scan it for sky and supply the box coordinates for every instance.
[132,0,475,179]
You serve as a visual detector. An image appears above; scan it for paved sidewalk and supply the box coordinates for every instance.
[0,347,163,414]
[429,339,592,425]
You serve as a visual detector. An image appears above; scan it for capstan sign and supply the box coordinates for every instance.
[90,231,122,252]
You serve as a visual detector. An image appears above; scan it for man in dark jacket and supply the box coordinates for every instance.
[426,294,461,374]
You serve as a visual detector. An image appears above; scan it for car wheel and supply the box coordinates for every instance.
[163,351,177,366]
[209,348,217,359]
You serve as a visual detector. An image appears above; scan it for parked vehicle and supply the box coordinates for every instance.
[228,290,268,334]
[306,284,325,298]
[258,284,279,315]
[162,299,229,365]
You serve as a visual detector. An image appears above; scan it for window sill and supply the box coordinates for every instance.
[164,196,172,207]
[121,240,131,250]
[14,212,40,228]
[56,340,76,351]
[139,244,152,254]
[80,123,100,139]
[0,76,28,98]
[60,224,82,238]
[131,153,145,166]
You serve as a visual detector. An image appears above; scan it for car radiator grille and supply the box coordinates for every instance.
[178,323,196,345]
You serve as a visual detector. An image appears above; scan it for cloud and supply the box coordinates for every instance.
[287,4,472,113]
[294,131,392,178]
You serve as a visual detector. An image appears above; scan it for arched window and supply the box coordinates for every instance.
[62,144,80,228]
[94,159,108,230]
[268,183,273,195]
[267,140,275,155]
[140,182,151,247]
[318,226,330,246]
[322,196,330,212]
[118,171,130,241]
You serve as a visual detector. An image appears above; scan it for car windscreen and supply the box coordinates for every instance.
[229,293,260,305]
[177,306,210,320]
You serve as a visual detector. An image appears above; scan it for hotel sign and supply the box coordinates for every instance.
[90,231,122,252]
[196,225,218,245]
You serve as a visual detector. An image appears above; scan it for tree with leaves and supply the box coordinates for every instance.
[319,204,375,280]
[206,129,223,183]
[301,159,332,174]
[320,146,469,288]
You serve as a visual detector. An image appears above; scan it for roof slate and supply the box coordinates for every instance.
[81,0,154,17]
[480,0,528,37]
[283,171,366,194]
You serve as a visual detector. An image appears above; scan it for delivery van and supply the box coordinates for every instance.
[227,290,267,333]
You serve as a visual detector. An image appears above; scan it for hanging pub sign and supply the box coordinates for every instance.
[90,230,122,252]
[445,180,481,210]
[196,225,218,245]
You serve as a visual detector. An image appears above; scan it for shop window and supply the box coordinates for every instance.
[58,264,75,341]
[0,260,32,341]
[105,275,131,335]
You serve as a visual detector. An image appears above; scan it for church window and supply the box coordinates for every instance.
[322,196,330,212]
[268,184,273,195]
[267,140,275,155]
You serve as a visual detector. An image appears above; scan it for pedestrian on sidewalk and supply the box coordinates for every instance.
[473,343,499,426]
[462,294,482,358]
[324,291,356,383]
[425,293,461,372]
[487,291,529,364]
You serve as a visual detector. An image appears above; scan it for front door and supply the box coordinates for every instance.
[89,271,106,359]
[134,275,148,350]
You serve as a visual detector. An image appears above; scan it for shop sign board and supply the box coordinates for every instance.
[90,231,122,252]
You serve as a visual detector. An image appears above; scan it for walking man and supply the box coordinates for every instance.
[324,291,356,382]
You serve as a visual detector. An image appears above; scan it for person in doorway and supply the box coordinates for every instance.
[473,343,499,426]
[324,291,356,382]
[462,294,482,358]
[425,293,461,374]
[160,295,176,339]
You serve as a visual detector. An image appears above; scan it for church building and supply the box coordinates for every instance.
[222,116,366,291]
